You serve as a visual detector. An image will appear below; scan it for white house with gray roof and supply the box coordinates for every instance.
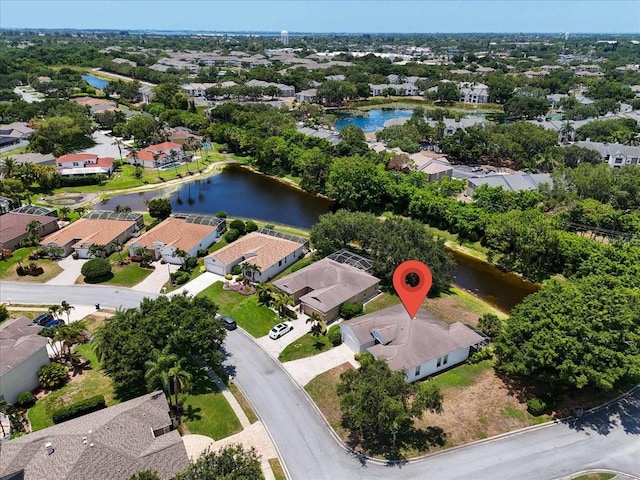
[341,304,484,382]
[0,391,189,480]
[573,141,640,167]
[467,173,552,196]
[0,316,49,404]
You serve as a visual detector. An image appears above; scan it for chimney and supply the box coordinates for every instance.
[45,442,54,455]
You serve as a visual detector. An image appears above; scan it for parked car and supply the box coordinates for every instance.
[222,316,237,330]
[471,166,484,172]
[269,322,293,340]
[44,319,64,328]
[33,313,54,326]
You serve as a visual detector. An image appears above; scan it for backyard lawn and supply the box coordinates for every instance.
[27,343,118,431]
[180,361,242,440]
[197,281,281,337]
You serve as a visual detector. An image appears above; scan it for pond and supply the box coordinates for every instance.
[335,109,413,133]
[97,164,334,229]
[99,165,537,311]
[82,74,109,90]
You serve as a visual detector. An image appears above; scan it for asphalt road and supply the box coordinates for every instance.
[3,282,640,479]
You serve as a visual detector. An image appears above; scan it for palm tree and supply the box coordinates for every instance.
[152,152,162,179]
[169,150,179,177]
[26,219,42,237]
[112,138,125,160]
[129,147,140,167]
[88,243,108,258]
[109,239,124,262]
[73,206,86,217]
[256,283,275,306]
[0,157,17,179]
[60,300,75,324]
[48,304,63,319]
[114,204,132,213]
[54,321,86,360]
[272,292,294,318]
[174,248,188,270]
[241,262,261,282]
[59,206,71,220]
[306,311,326,337]
[145,352,192,415]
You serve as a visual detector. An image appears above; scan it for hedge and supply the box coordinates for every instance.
[328,325,342,346]
[58,174,107,187]
[51,395,106,424]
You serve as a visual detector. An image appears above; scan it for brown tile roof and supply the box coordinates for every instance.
[128,216,217,252]
[0,316,48,375]
[41,218,136,249]
[273,258,379,314]
[0,213,59,248]
[0,391,189,480]
[343,304,484,371]
[207,231,306,271]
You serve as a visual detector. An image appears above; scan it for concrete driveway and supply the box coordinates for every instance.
[282,343,359,387]
[46,256,87,285]
[132,261,179,293]
[255,316,309,359]
[169,271,225,297]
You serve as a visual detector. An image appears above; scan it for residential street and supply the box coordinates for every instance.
[2,282,640,480]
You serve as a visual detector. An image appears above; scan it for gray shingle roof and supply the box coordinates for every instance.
[273,257,379,314]
[0,391,189,480]
[343,304,484,371]
[468,173,552,192]
[0,316,48,375]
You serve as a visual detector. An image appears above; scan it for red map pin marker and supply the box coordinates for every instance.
[393,260,433,319]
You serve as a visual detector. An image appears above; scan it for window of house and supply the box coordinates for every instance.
[436,357,442,367]
[443,354,449,365]
[415,365,421,376]
[278,260,282,266]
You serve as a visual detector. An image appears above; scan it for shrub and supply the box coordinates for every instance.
[16,391,35,406]
[339,302,363,320]
[38,362,68,389]
[264,224,275,230]
[58,174,106,187]
[147,197,172,220]
[170,271,190,285]
[224,229,240,243]
[327,325,342,346]
[353,353,361,362]
[225,273,233,280]
[145,218,161,231]
[245,220,259,233]
[215,210,228,218]
[197,249,208,257]
[478,313,503,339]
[81,258,112,280]
[231,264,243,275]
[184,256,198,270]
[229,219,246,234]
[526,397,547,416]
[469,347,494,364]
[51,395,106,424]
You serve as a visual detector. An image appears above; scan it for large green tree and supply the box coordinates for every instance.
[29,115,92,156]
[337,354,443,448]
[172,445,264,480]
[495,275,640,391]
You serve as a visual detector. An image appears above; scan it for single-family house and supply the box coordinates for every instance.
[296,126,341,146]
[72,97,118,115]
[181,82,216,97]
[56,153,115,177]
[127,214,225,264]
[10,152,56,166]
[0,122,34,149]
[467,173,553,196]
[409,152,453,181]
[130,142,186,169]
[295,88,317,103]
[341,304,485,382]
[40,213,141,258]
[0,212,59,250]
[245,79,295,97]
[273,253,379,323]
[205,228,308,282]
[0,391,190,480]
[169,128,201,146]
[573,141,640,167]
[0,316,49,404]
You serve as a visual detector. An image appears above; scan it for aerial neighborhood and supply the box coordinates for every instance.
[0,7,640,480]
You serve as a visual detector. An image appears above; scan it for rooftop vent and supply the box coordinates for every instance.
[45,442,54,455]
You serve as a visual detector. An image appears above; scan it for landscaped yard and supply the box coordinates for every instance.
[279,330,333,362]
[27,343,118,431]
[180,361,242,440]
[197,281,281,337]
[76,261,154,287]
[0,250,62,283]
[305,362,353,436]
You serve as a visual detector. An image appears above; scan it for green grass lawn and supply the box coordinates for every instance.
[364,292,401,313]
[101,262,154,287]
[448,286,509,319]
[197,281,281,337]
[181,361,242,440]
[279,331,333,362]
[0,248,63,283]
[428,360,493,390]
[0,248,31,275]
[269,458,286,480]
[228,382,259,424]
[28,343,118,431]
[571,474,615,480]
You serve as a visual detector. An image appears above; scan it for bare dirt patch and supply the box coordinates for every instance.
[418,368,548,448]
[423,295,482,326]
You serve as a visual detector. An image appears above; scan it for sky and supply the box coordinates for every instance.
[1,1,639,34]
